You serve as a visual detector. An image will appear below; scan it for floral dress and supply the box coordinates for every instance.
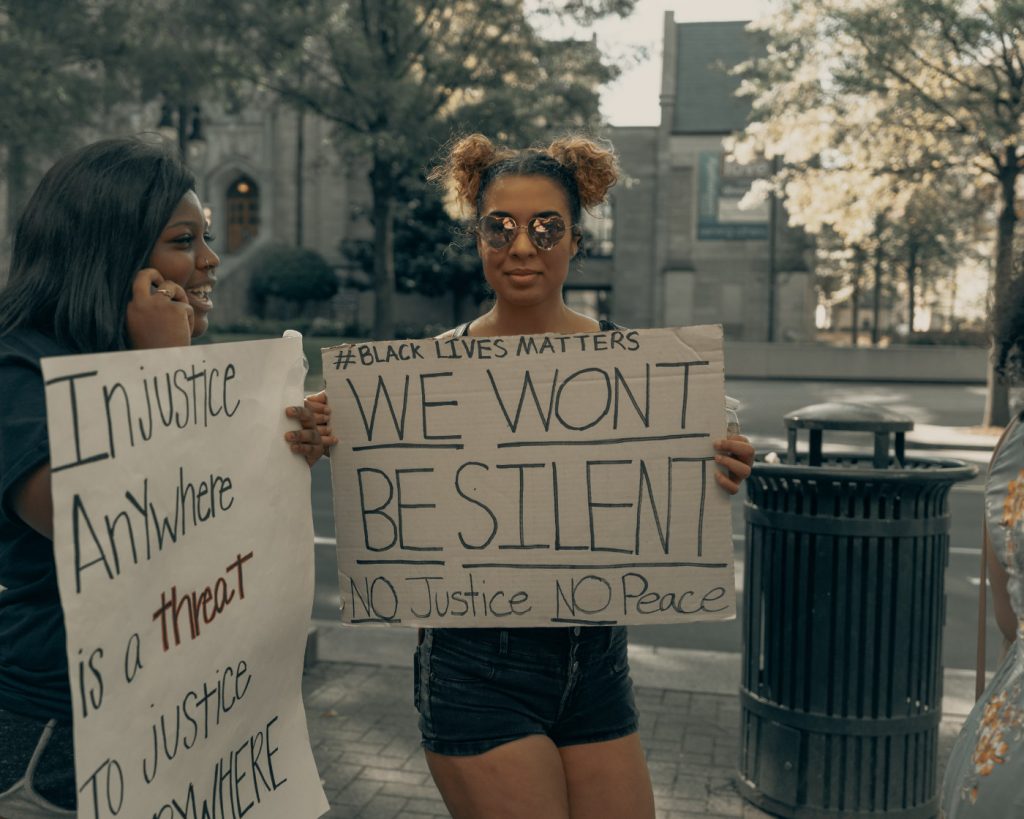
[941,417,1024,816]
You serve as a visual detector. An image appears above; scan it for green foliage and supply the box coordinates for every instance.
[540,0,635,25]
[248,244,339,313]
[217,0,633,337]
[0,0,257,233]
[342,186,485,301]
[0,1,114,148]
[0,0,129,228]
[732,0,1022,355]
[2,0,635,328]
[733,0,1023,420]
[224,0,628,167]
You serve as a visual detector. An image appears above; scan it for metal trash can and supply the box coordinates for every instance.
[737,403,977,818]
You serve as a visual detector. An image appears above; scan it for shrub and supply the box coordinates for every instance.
[249,244,340,316]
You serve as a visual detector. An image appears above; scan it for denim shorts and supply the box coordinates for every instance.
[414,626,639,756]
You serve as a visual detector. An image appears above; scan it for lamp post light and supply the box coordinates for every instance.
[157,100,207,167]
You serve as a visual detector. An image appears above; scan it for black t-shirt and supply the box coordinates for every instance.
[0,327,73,720]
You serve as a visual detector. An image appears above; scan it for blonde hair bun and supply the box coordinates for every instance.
[546,136,619,210]
[429,132,619,219]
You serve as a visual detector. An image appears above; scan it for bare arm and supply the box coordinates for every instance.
[10,463,53,540]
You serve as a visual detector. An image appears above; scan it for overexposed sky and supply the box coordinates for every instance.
[541,0,773,126]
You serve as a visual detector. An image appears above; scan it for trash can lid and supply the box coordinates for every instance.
[783,402,914,433]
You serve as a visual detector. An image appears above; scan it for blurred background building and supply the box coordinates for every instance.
[574,16,814,340]
[0,12,815,340]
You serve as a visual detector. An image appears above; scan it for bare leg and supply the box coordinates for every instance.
[560,733,655,819]
[426,735,571,819]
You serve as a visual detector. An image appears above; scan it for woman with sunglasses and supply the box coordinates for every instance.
[415,133,755,819]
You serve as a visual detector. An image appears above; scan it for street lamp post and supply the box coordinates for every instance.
[766,154,780,343]
[157,100,206,166]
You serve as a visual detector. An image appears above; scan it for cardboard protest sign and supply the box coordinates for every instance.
[323,325,735,628]
[42,337,328,819]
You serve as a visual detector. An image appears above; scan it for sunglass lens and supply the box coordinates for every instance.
[481,216,514,248]
[529,216,565,250]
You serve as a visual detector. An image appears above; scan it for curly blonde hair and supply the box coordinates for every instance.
[429,133,619,226]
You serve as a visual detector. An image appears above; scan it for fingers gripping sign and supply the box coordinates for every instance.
[125,268,194,350]
[713,435,756,495]
[285,392,338,468]
[305,390,336,450]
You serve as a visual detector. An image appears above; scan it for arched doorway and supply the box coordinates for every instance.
[225,175,260,253]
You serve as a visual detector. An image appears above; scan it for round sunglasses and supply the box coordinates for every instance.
[477,214,568,251]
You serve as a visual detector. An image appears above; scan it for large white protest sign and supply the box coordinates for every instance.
[42,337,328,819]
[323,324,735,628]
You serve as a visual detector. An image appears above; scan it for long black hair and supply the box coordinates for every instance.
[0,138,196,353]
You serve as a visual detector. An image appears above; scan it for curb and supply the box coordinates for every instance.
[905,439,996,452]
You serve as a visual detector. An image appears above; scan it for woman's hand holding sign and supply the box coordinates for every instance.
[713,435,755,495]
[285,392,337,467]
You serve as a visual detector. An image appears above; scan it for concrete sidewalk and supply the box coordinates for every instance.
[301,420,987,817]
[301,623,970,819]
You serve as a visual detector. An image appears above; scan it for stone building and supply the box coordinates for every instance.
[575,14,815,339]
[176,100,369,329]
[2,14,815,339]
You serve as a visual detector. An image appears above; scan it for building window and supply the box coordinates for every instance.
[582,200,614,257]
[226,175,260,253]
[565,287,611,321]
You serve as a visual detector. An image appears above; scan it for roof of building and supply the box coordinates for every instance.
[672,20,761,134]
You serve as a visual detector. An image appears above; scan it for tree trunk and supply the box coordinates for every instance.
[872,239,883,346]
[907,242,918,334]
[948,266,959,331]
[295,106,305,247]
[5,142,28,239]
[177,104,189,161]
[851,247,864,347]
[982,149,1020,427]
[370,153,396,340]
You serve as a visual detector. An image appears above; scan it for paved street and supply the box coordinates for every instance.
[303,660,775,819]
[302,625,970,819]
[304,677,963,819]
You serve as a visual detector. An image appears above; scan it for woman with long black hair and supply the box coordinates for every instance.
[0,137,329,817]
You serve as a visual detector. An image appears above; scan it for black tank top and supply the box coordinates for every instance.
[450,318,623,336]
